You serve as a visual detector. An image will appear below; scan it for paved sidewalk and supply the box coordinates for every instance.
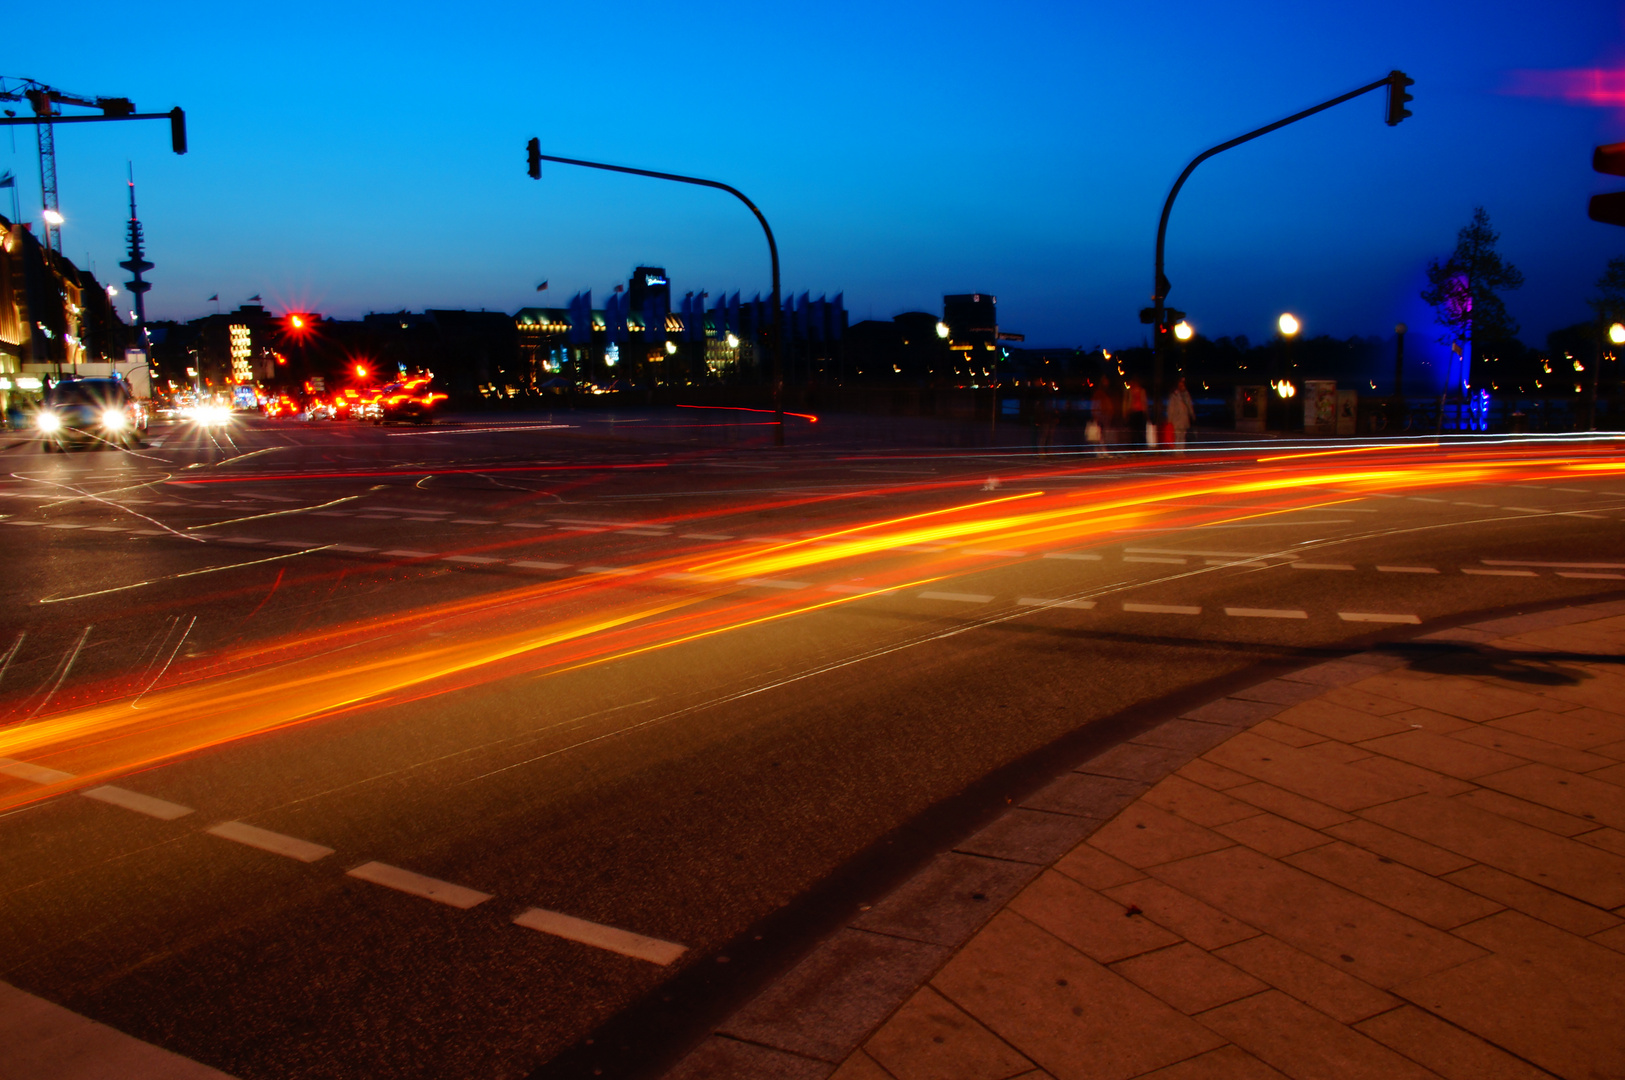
[669,601,1625,1080]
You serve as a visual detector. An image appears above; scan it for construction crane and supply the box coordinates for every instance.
[0,76,185,254]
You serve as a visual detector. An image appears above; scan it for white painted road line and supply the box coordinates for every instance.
[1124,603,1201,615]
[1483,559,1625,569]
[1410,497,1447,503]
[682,532,735,541]
[741,577,809,590]
[329,543,377,552]
[511,560,569,570]
[0,758,74,784]
[513,907,686,966]
[1505,507,1548,514]
[1226,607,1307,619]
[443,554,502,564]
[1377,565,1438,574]
[450,518,496,525]
[1017,597,1097,609]
[1292,563,1356,571]
[919,590,994,603]
[1558,571,1625,579]
[207,821,334,863]
[81,786,193,820]
[346,861,491,909]
[45,523,84,529]
[1125,556,1186,564]
[266,540,318,549]
[963,548,1027,557]
[1463,568,1538,577]
[617,527,671,536]
[1206,558,1267,566]
[381,549,438,558]
[579,566,638,576]
[503,522,552,529]
[1339,612,1422,624]
[1042,551,1102,560]
[86,525,124,532]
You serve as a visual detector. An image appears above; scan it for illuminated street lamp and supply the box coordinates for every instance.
[1172,320,1193,342]
[1277,313,1301,338]
[1610,323,1625,345]
[42,208,64,226]
[935,321,950,339]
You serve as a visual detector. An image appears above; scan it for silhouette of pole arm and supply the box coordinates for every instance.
[527,145,784,445]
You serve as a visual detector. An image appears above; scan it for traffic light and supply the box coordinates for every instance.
[170,107,187,154]
[1385,70,1414,126]
[527,137,541,180]
[1590,142,1625,226]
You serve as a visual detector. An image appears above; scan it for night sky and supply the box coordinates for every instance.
[8,0,1623,369]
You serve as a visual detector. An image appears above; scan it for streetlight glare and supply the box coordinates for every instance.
[1611,323,1625,345]
[1173,320,1193,341]
[1277,313,1300,337]
[43,209,64,226]
[935,321,950,339]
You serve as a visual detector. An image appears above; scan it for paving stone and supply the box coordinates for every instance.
[1051,844,1145,891]
[1215,813,1333,858]
[1133,1045,1289,1080]
[1354,729,1528,780]
[1212,934,1399,1024]
[1180,698,1282,727]
[1109,943,1266,1014]
[1398,911,1625,1080]
[1246,719,1326,747]
[1086,803,1235,869]
[1592,923,1625,953]
[1272,699,1411,743]
[1595,738,1625,761]
[827,1050,892,1080]
[1317,685,1416,716]
[1141,774,1263,828]
[1578,827,1625,858]
[1347,673,1550,722]
[1346,753,1475,798]
[1150,846,1486,989]
[931,910,1225,1080]
[1299,740,1375,765]
[1196,990,1438,1080]
[1490,708,1625,750]
[1205,732,1425,811]
[1175,759,1253,790]
[862,985,1034,1080]
[1021,774,1148,820]
[1468,606,1625,636]
[1354,1005,1553,1080]
[1390,706,1476,734]
[1450,723,1615,773]
[1321,818,1474,875]
[1225,782,1355,830]
[1280,658,1400,688]
[1361,793,1625,909]
[1130,719,1237,755]
[1229,679,1328,706]
[1100,878,1259,950]
[1442,863,1621,937]
[1452,788,1601,837]
[1477,762,1625,831]
[855,853,1042,948]
[1007,871,1181,963]
[1282,840,1502,930]
[1076,743,1193,784]
[1588,761,1625,786]
[719,929,951,1063]
[667,1036,834,1080]
[957,810,1106,866]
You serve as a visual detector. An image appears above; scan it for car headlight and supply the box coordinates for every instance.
[101,409,128,431]
[36,412,61,433]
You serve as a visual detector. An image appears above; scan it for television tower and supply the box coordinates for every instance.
[119,165,153,346]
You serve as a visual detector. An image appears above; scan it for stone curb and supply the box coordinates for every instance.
[663,598,1625,1078]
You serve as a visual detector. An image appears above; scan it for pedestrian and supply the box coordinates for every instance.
[1167,377,1195,455]
[1125,379,1148,449]
[1089,380,1116,457]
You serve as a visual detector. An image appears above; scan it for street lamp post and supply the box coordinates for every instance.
[1392,323,1407,431]
[524,141,785,445]
[1145,71,1412,418]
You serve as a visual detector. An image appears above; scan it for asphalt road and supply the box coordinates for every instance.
[1,410,1621,1079]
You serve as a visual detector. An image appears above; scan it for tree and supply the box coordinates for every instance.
[1420,207,1524,386]
[1589,255,1625,323]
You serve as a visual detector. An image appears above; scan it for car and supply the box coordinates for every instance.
[36,377,148,451]
[377,375,446,425]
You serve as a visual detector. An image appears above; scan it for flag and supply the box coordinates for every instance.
[613,284,624,292]
[207,294,219,302]
[537,281,548,291]
[248,294,262,302]
[0,171,13,189]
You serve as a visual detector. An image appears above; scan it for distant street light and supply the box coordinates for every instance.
[1173,320,1193,342]
[935,321,950,339]
[1278,313,1301,337]
[1610,322,1625,345]
[42,208,63,226]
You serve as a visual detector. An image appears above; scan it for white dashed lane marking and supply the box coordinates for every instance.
[1483,559,1625,569]
[1125,556,1186,565]
[1225,607,1307,619]
[740,577,809,590]
[511,560,569,570]
[1339,612,1422,624]
[1017,597,1096,609]
[346,861,491,909]
[919,590,994,603]
[443,555,502,565]
[1292,563,1356,571]
[1377,565,1438,574]
[1043,552,1102,561]
[0,758,74,784]
[1559,571,1625,579]
[208,821,334,863]
[81,786,193,820]
[381,549,437,558]
[1463,568,1538,577]
[513,907,687,966]
[1123,603,1201,615]
[682,532,735,541]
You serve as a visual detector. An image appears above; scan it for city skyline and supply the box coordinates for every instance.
[6,0,1623,372]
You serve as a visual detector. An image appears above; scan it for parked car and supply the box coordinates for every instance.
[36,377,148,451]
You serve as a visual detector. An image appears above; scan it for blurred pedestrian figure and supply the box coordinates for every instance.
[1089,380,1116,456]
[1034,385,1058,454]
[1125,379,1149,448]
[1167,377,1195,455]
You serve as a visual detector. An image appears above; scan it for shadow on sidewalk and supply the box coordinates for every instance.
[1379,640,1623,685]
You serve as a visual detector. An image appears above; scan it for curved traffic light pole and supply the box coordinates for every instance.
[1147,71,1411,417]
[525,142,785,446]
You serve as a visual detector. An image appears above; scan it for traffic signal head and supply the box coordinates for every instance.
[1386,70,1414,126]
[170,107,187,154]
[1590,142,1625,226]
[527,137,541,180]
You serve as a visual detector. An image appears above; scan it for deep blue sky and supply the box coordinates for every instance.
[9,0,1623,364]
